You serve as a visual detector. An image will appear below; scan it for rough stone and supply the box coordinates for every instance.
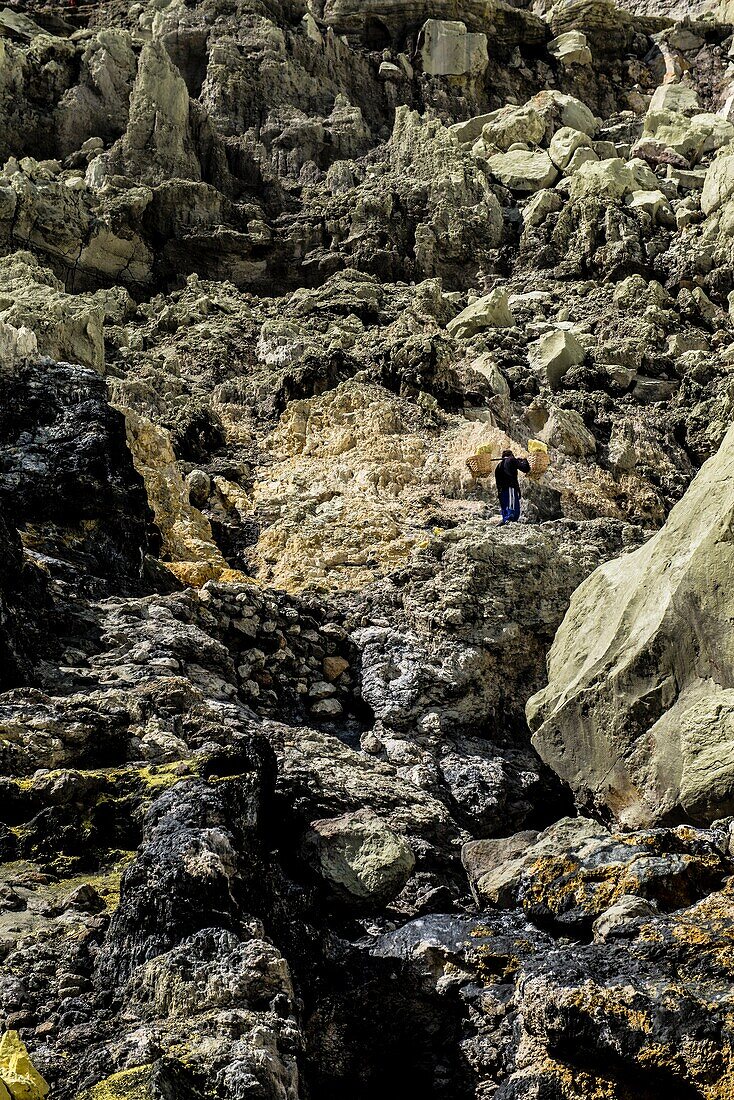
[446,288,515,337]
[528,423,734,827]
[548,30,592,66]
[530,328,586,389]
[418,19,488,78]
[486,149,559,192]
[306,809,415,904]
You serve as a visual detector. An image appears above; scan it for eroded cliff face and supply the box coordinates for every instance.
[3,0,734,1097]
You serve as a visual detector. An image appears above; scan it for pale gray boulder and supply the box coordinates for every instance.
[528,423,734,827]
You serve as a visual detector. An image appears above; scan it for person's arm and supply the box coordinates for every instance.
[517,457,530,473]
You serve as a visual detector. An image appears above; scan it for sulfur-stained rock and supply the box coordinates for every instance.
[123,410,249,587]
[446,288,515,337]
[463,816,727,929]
[641,108,734,165]
[486,149,559,193]
[528,423,734,827]
[592,893,658,940]
[4,0,734,1095]
[531,89,598,137]
[128,927,294,1015]
[306,808,415,905]
[530,328,585,389]
[0,1031,48,1100]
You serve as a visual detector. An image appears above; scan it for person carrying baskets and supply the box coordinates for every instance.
[494,449,530,525]
[465,438,549,525]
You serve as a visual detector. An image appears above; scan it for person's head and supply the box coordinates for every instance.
[501,449,514,458]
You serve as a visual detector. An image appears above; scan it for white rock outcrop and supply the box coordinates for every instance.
[418,19,488,77]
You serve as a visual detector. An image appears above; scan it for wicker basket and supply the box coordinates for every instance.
[466,453,495,478]
[529,450,550,478]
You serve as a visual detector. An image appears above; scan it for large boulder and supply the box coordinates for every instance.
[305,808,415,905]
[418,19,488,77]
[527,423,734,827]
[478,104,546,151]
[548,30,592,66]
[641,109,734,166]
[446,288,515,337]
[486,149,558,192]
[549,126,593,170]
[702,149,734,215]
[530,328,585,389]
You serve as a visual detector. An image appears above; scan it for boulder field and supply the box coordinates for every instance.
[2,0,734,1097]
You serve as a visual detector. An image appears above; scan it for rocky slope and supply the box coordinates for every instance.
[2,0,734,1097]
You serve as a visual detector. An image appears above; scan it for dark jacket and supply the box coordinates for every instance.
[495,455,530,494]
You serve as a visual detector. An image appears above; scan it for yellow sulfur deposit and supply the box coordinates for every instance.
[75,1065,154,1099]
[0,1032,49,1100]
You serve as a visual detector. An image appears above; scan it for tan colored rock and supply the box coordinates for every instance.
[565,146,598,173]
[627,188,675,224]
[470,353,511,417]
[528,422,734,826]
[521,188,563,227]
[549,126,593,170]
[568,156,648,200]
[122,409,250,588]
[593,895,657,941]
[530,89,598,136]
[479,104,545,151]
[538,406,596,456]
[642,109,734,165]
[449,112,497,144]
[649,82,700,114]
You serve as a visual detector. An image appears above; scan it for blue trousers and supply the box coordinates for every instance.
[499,487,521,524]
